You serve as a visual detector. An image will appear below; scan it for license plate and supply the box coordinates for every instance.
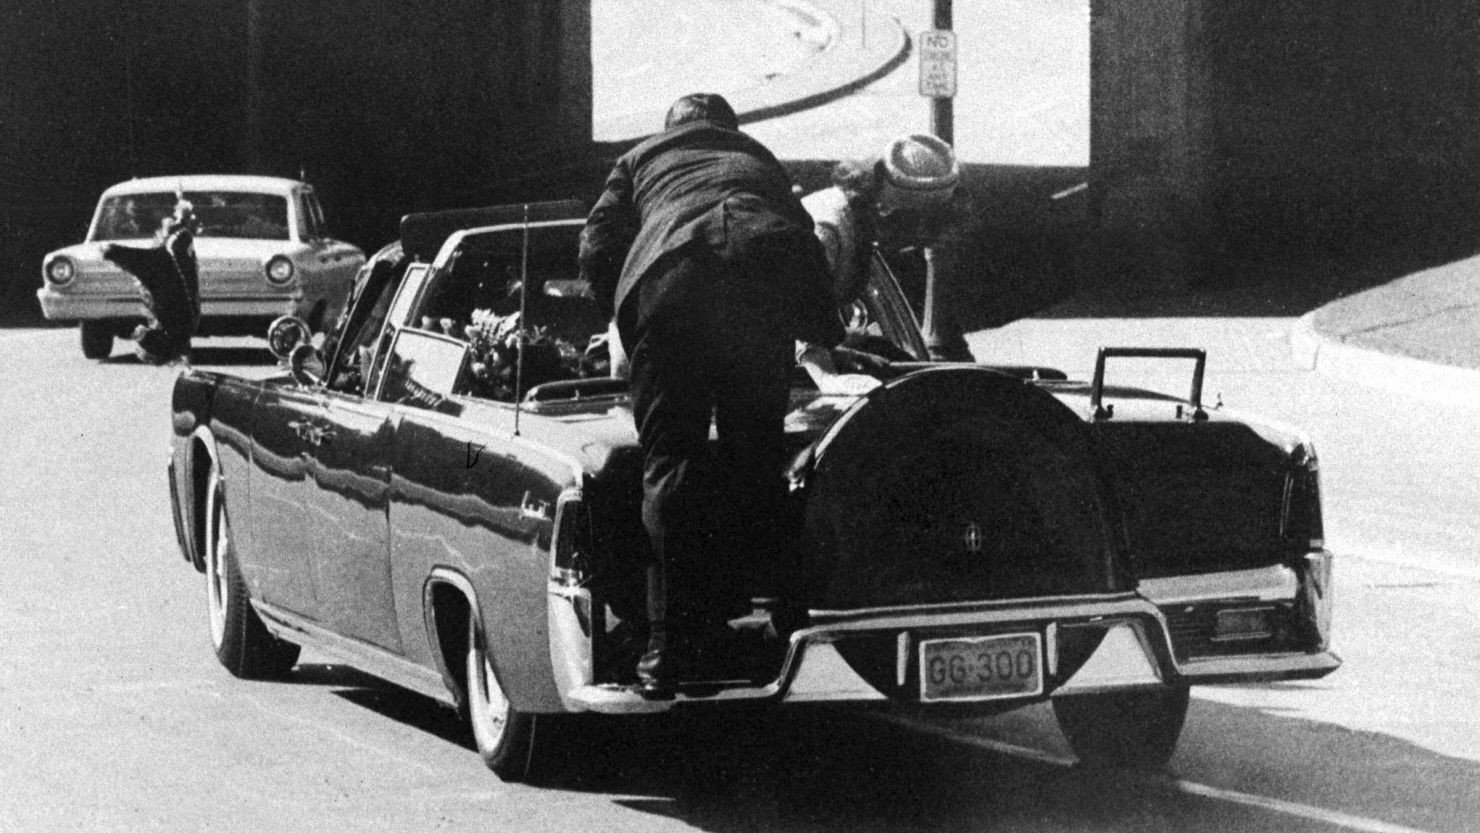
[919,633,1043,703]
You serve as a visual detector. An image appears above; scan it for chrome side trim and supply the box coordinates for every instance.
[1299,549,1336,652]
[35,290,303,320]
[547,486,596,705]
[558,585,1341,715]
[1176,650,1342,684]
[809,591,1142,622]
[1138,565,1299,606]
[806,595,1167,636]
[254,600,456,707]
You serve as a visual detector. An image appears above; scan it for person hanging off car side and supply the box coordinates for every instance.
[579,93,845,700]
[102,198,202,364]
[796,134,964,391]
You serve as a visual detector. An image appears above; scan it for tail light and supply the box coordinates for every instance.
[1282,443,1324,553]
[265,256,295,286]
[46,256,77,286]
[550,488,592,585]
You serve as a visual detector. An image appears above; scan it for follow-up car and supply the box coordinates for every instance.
[166,201,1338,782]
[39,174,364,359]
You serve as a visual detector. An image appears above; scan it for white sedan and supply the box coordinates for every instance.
[38,174,365,359]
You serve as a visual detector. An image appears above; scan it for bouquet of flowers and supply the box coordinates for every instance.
[464,309,569,400]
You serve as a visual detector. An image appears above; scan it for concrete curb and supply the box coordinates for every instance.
[595,0,910,142]
[1292,311,1480,407]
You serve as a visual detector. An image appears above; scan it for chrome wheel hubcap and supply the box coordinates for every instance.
[206,479,228,649]
[470,637,509,747]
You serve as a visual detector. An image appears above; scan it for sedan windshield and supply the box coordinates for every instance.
[93,191,290,241]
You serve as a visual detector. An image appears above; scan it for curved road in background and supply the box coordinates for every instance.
[594,0,1090,166]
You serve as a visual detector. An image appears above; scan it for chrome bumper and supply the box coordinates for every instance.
[563,553,1340,715]
[36,288,302,321]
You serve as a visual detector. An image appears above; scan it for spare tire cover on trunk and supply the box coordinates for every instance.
[802,366,1129,612]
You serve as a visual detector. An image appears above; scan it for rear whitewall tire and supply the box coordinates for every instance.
[465,616,541,782]
[1053,685,1190,769]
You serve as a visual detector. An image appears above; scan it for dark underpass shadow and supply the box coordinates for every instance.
[989,174,1480,326]
[285,656,1480,831]
[596,698,1480,833]
[96,341,276,367]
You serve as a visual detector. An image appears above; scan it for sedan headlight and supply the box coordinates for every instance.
[46,256,76,286]
[265,256,295,286]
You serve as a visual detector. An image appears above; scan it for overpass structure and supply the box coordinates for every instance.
[1092,1,1480,283]
[6,0,1477,320]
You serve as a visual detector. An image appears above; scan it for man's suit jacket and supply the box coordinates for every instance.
[579,122,840,347]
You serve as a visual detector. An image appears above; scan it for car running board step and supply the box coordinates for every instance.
[568,681,780,714]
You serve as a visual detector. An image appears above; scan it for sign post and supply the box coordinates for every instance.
[917,1,970,361]
[919,3,956,146]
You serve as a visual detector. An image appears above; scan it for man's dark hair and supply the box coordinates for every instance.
[664,93,739,131]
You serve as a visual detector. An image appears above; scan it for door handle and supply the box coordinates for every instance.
[287,419,334,446]
[287,418,313,443]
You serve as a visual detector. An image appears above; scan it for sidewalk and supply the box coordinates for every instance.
[1294,253,1480,404]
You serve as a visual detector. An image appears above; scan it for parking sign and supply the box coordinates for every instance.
[918,29,957,98]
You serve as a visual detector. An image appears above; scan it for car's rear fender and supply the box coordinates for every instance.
[171,372,259,573]
[170,372,223,571]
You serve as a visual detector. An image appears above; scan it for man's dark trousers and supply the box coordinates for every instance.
[621,243,798,649]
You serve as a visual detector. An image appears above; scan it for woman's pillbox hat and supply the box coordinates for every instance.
[877,133,960,213]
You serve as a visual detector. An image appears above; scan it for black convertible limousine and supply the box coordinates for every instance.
[166,201,1338,782]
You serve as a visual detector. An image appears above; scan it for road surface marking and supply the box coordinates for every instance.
[873,714,1437,833]
[1171,780,1436,833]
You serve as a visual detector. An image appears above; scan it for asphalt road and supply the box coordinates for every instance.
[5,0,1477,829]
[1,326,1476,833]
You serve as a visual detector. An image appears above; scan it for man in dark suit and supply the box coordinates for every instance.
[580,93,843,698]
[103,200,201,364]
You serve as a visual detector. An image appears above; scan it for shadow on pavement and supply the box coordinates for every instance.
[606,701,1478,832]
[291,663,474,750]
[285,653,1480,830]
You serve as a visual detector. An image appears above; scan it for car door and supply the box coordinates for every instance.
[305,393,400,650]
[249,384,326,617]
[288,258,407,650]
[376,326,570,699]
